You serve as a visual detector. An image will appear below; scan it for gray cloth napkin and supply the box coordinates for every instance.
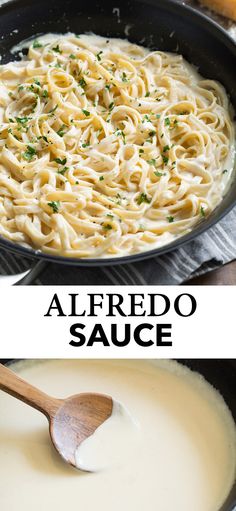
[0,0,235,284]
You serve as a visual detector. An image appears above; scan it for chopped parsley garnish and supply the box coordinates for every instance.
[54,157,67,165]
[42,136,49,143]
[154,171,164,177]
[223,169,228,174]
[109,102,114,111]
[139,149,144,154]
[33,40,42,49]
[18,85,24,91]
[79,78,87,88]
[167,216,174,223]
[107,213,114,219]
[16,116,30,126]
[99,176,104,181]
[57,125,67,137]
[121,72,128,82]
[164,117,170,127]
[105,84,111,90]
[82,142,90,148]
[147,159,156,166]
[102,223,112,230]
[96,51,103,61]
[23,145,36,161]
[116,130,126,144]
[42,89,48,98]
[148,130,156,137]
[52,45,61,54]
[136,193,152,205]
[34,78,41,86]
[162,154,169,165]
[58,167,68,175]
[163,145,170,152]
[69,54,76,59]
[200,206,206,217]
[145,91,150,97]
[156,114,161,119]
[82,109,90,117]
[48,201,60,213]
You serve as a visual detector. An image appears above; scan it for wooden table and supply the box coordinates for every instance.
[187,260,236,285]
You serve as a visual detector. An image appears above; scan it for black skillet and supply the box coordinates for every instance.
[0,358,235,510]
[0,0,235,267]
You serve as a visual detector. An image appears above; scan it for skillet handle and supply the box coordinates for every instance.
[15,260,47,285]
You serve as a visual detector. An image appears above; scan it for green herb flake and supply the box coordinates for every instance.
[163,145,170,152]
[147,159,156,166]
[42,89,48,98]
[200,206,206,217]
[145,91,150,97]
[99,176,104,181]
[167,216,174,223]
[33,40,43,49]
[16,116,30,126]
[69,54,76,59]
[156,114,161,119]
[223,169,228,174]
[54,157,67,165]
[22,145,36,161]
[136,193,152,205]
[139,149,144,154]
[52,45,61,54]
[102,223,112,230]
[57,125,67,137]
[121,72,128,82]
[105,84,111,90]
[109,102,114,111]
[48,201,60,213]
[162,154,169,165]
[54,158,67,165]
[154,171,164,177]
[165,117,170,127]
[79,78,87,88]
[96,51,103,61]
[58,167,69,175]
[82,109,90,117]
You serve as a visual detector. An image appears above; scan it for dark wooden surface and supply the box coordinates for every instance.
[187,260,236,285]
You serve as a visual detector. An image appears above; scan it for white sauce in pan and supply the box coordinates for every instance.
[0,359,235,511]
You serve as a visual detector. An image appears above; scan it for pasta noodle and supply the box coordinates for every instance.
[0,33,234,258]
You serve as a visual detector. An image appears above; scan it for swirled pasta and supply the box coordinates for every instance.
[0,33,234,258]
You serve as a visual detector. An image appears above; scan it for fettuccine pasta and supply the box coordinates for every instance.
[0,33,234,258]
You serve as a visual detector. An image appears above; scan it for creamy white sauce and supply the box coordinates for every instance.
[75,400,139,472]
[0,359,235,511]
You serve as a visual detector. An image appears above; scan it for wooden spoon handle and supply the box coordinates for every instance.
[0,363,61,418]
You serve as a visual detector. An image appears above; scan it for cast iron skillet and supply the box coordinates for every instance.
[0,358,235,510]
[0,0,235,267]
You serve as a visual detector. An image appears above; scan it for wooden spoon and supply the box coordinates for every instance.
[0,363,113,470]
